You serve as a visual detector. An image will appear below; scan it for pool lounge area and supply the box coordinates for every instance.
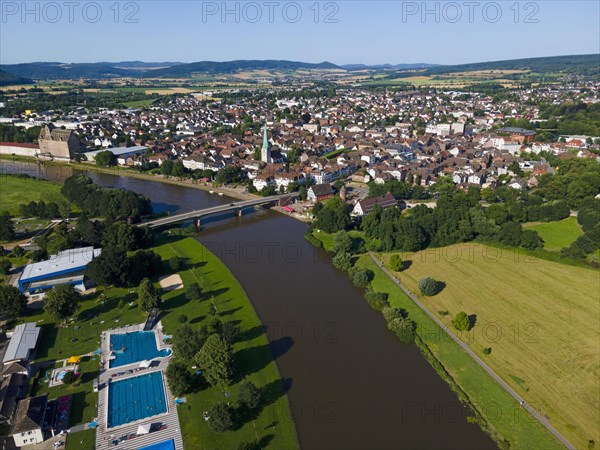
[109,331,171,368]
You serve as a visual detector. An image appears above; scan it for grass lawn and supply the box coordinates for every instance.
[524,217,583,251]
[0,175,66,216]
[379,243,599,448]
[153,235,299,450]
[18,234,297,449]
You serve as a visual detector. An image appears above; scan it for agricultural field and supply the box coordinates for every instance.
[380,243,600,448]
[524,217,583,251]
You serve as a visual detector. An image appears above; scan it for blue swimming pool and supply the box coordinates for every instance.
[138,440,175,450]
[109,331,171,368]
[107,372,167,428]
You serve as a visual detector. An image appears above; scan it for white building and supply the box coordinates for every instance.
[12,395,47,447]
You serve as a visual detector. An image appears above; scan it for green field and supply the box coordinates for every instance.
[18,235,298,450]
[524,217,583,251]
[379,243,599,448]
[0,175,66,216]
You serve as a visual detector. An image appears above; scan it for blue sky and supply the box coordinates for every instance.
[1,1,598,64]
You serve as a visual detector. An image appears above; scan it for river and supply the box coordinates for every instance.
[0,160,496,450]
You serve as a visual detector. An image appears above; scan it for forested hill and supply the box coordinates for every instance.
[0,68,33,86]
[416,54,599,76]
[146,60,340,77]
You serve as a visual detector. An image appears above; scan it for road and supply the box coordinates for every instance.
[368,252,575,450]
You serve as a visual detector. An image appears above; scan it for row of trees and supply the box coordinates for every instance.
[18,200,69,219]
[61,174,152,222]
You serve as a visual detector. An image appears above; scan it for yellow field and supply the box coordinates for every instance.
[381,243,600,448]
[144,87,194,94]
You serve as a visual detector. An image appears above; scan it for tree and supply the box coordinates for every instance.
[221,321,240,345]
[332,252,353,271]
[364,290,389,311]
[520,229,544,250]
[95,150,117,167]
[452,311,472,331]
[0,285,26,319]
[387,317,416,344]
[208,403,234,432]
[165,360,193,397]
[332,231,353,254]
[238,380,261,410]
[389,254,403,271]
[419,277,439,296]
[61,371,77,385]
[0,258,11,275]
[86,246,130,287]
[11,246,25,257]
[186,282,202,301]
[315,197,350,233]
[44,285,80,323]
[173,325,203,360]
[138,278,161,311]
[160,159,174,176]
[348,266,371,288]
[0,214,15,241]
[196,334,233,388]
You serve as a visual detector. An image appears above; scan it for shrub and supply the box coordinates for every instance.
[382,307,406,322]
[389,254,403,271]
[483,347,492,355]
[419,277,439,296]
[387,317,416,344]
[178,314,188,323]
[186,283,201,301]
[0,258,11,275]
[11,246,25,257]
[364,290,389,311]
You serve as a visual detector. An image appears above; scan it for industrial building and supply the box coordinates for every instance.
[17,247,101,295]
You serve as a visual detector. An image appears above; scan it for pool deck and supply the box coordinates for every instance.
[94,322,183,450]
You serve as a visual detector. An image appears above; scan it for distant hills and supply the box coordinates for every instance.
[0,54,598,84]
[0,68,33,86]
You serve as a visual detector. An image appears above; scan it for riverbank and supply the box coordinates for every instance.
[0,154,312,223]
[154,235,300,449]
[310,231,563,450]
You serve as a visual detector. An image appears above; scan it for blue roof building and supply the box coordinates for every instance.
[18,247,101,295]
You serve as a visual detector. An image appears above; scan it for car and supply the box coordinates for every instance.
[229,202,236,206]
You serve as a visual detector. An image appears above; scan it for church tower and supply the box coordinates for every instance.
[261,124,272,164]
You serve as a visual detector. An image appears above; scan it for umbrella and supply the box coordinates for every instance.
[139,360,151,368]
[67,356,81,364]
[136,424,150,435]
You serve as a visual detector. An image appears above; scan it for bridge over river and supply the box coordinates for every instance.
[139,193,298,228]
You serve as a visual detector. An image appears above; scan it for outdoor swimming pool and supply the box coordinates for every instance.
[109,331,171,368]
[107,371,167,428]
[138,440,175,450]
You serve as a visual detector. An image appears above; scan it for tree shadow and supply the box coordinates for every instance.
[68,391,88,426]
[234,337,293,378]
[238,325,265,343]
[219,306,242,317]
[402,260,413,271]
[35,324,58,359]
[189,315,205,324]
[162,291,190,311]
[201,287,229,301]
[468,314,477,330]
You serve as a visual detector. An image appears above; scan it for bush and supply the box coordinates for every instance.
[364,290,389,311]
[483,347,492,355]
[389,254,403,271]
[452,311,472,331]
[178,314,188,323]
[387,317,416,344]
[419,277,439,296]
[11,246,25,257]
[304,232,323,248]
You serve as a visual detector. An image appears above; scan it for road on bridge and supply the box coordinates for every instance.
[139,193,298,228]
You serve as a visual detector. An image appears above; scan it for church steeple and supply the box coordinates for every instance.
[261,123,272,164]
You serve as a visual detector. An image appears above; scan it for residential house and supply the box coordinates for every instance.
[307,184,334,203]
[12,395,48,447]
[352,193,399,217]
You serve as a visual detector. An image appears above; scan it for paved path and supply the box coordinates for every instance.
[369,252,575,450]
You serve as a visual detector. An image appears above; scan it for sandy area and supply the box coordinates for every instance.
[159,274,183,291]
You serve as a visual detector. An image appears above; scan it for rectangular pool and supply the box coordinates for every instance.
[107,371,167,428]
[138,440,175,450]
[109,331,171,368]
